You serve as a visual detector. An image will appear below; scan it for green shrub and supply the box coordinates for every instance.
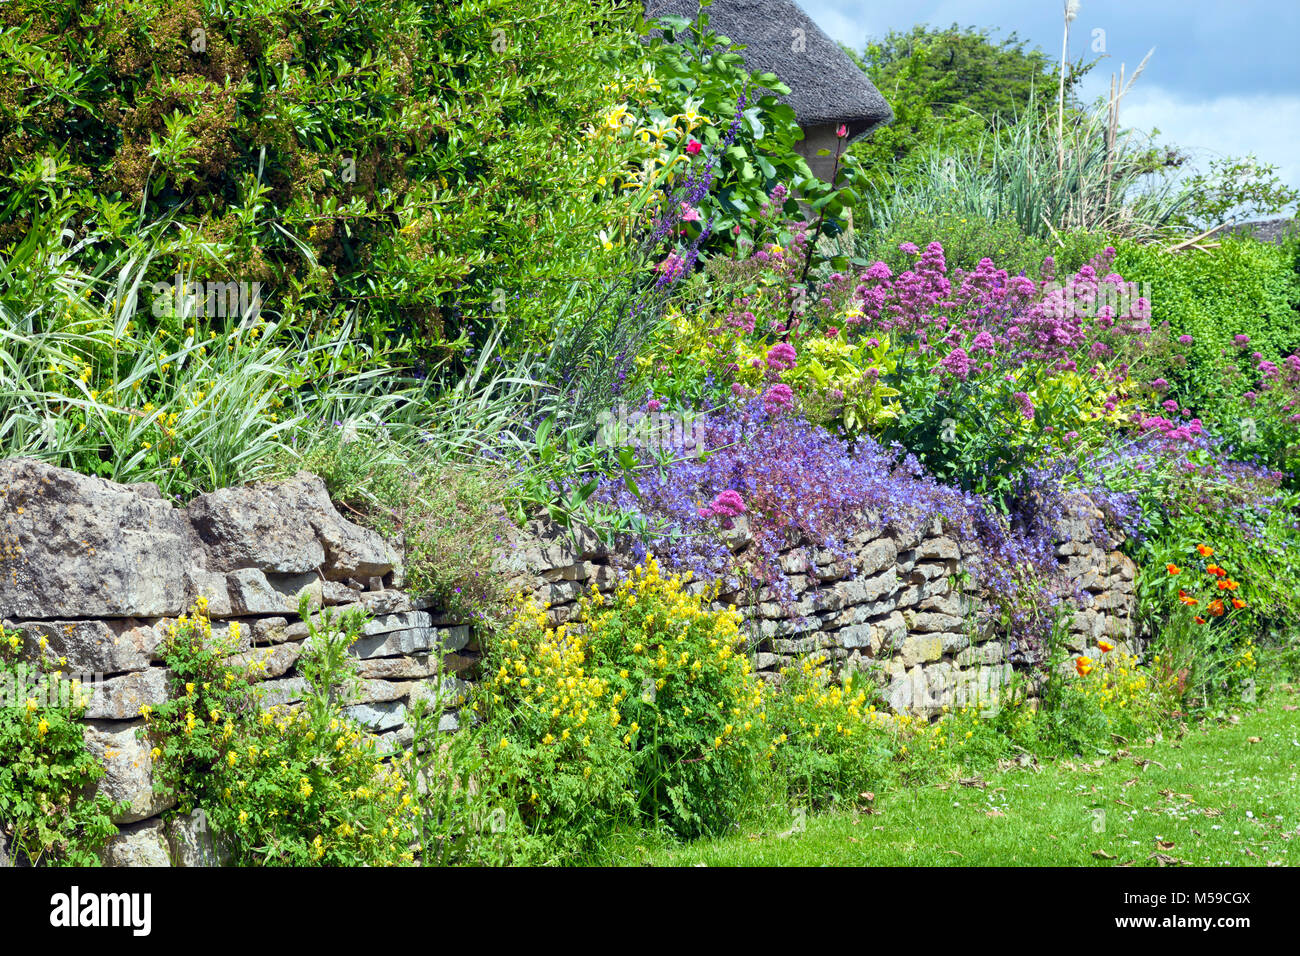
[1,0,650,359]
[476,556,768,853]
[1111,235,1300,438]
[147,597,428,865]
[0,625,123,865]
[766,657,893,808]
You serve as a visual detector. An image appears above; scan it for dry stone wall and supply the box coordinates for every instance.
[0,458,1138,865]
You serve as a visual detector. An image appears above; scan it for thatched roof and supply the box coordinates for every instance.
[644,0,892,140]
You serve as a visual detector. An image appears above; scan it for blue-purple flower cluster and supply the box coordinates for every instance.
[589,400,1087,658]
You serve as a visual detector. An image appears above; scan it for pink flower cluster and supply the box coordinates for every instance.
[698,489,747,528]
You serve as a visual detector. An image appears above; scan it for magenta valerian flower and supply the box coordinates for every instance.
[1234,334,1251,347]
[709,489,746,518]
[766,342,797,371]
[1012,391,1035,420]
[1177,334,1194,346]
[763,383,794,416]
[939,347,974,381]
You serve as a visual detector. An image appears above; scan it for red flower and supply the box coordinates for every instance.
[685,139,702,155]
[836,124,848,138]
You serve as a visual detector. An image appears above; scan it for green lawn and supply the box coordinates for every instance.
[600,686,1300,867]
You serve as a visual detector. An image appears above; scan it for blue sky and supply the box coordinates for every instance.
[801,0,1300,207]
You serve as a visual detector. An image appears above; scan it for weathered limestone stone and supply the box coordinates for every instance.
[253,676,308,708]
[252,616,290,643]
[838,623,877,651]
[814,568,897,613]
[83,669,169,720]
[354,679,408,705]
[916,537,960,560]
[899,634,943,667]
[345,700,407,732]
[226,568,319,616]
[188,481,325,574]
[0,458,198,619]
[357,589,437,616]
[164,810,232,867]
[227,641,303,681]
[939,632,969,654]
[855,537,898,576]
[3,618,160,674]
[189,472,397,580]
[907,611,965,634]
[101,818,170,867]
[187,567,234,617]
[82,720,175,824]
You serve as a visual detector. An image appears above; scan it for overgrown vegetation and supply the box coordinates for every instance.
[1,0,1297,867]
[0,625,123,866]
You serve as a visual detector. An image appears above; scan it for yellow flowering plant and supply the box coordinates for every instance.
[766,656,895,806]
[148,596,420,866]
[0,624,123,865]
[478,555,768,846]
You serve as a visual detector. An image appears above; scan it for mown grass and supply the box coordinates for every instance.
[595,685,1300,867]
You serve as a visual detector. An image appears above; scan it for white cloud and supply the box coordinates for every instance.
[1116,86,1300,206]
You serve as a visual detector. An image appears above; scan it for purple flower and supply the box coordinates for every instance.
[709,489,746,518]
[1012,391,1035,420]
[766,343,797,371]
[763,383,794,415]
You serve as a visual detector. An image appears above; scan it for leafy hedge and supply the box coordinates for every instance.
[1,0,648,360]
[1112,236,1300,439]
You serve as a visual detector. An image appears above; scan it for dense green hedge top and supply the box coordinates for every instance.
[2,0,649,355]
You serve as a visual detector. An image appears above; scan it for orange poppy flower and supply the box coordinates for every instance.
[1178,590,1198,606]
[1197,544,1214,557]
[1205,565,1224,577]
[1224,579,1239,591]
[1195,616,1207,624]
[1075,656,1093,677]
[1098,640,1114,653]
[1167,563,1181,575]
[1208,599,1225,617]
[1231,598,1246,609]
